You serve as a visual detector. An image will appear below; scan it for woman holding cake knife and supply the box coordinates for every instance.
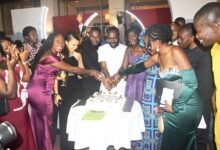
[112,24,202,150]
[51,31,113,150]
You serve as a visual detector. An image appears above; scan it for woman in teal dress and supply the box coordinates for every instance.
[113,24,202,150]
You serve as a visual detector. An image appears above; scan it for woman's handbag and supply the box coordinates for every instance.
[156,79,184,107]
[0,98,10,116]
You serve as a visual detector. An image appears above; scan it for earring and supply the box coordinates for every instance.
[156,47,160,52]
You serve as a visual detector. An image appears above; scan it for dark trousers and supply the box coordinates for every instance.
[52,104,58,145]
[196,113,213,150]
[197,128,210,150]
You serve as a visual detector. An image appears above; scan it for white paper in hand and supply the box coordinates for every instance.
[160,88,174,108]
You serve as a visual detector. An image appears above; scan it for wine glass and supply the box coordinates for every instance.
[59,70,67,86]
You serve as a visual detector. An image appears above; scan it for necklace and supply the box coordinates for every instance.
[69,51,75,57]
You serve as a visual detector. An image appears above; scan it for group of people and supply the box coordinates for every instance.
[0,2,220,150]
[0,26,102,150]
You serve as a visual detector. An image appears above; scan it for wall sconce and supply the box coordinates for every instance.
[105,13,109,20]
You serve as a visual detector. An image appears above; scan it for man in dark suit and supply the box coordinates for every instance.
[80,27,102,100]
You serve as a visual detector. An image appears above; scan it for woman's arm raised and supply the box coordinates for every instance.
[0,55,18,98]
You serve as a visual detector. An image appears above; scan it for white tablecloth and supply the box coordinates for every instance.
[66,101,145,150]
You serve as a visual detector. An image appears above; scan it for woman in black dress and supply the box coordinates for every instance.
[53,31,83,150]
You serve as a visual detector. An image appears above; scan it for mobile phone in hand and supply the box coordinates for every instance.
[58,99,62,106]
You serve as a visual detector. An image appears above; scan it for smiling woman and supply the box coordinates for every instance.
[53,31,85,150]
[114,24,202,150]
[118,25,146,102]
[27,32,101,150]
[0,37,36,150]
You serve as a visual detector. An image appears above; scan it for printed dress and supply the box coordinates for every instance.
[141,65,161,150]
[132,53,161,150]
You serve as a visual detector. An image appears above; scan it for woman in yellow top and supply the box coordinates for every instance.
[194,2,220,149]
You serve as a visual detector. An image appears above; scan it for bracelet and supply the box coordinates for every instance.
[53,93,60,96]
[99,72,105,78]
[99,72,105,81]
[22,60,28,65]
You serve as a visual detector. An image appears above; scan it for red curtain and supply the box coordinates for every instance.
[130,7,172,28]
[53,13,91,36]
[52,8,171,35]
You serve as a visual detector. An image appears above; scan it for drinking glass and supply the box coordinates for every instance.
[59,70,67,86]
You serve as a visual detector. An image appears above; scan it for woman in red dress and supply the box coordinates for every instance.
[0,38,36,150]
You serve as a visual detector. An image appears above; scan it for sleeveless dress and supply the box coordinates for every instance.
[125,51,146,102]
[58,56,82,150]
[0,66,36,150]
[28,55,60,150]
[159,68,202,150]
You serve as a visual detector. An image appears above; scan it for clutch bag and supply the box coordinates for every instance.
[156,79,184,107]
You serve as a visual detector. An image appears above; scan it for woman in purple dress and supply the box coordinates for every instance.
[27,32,101,150]
[120,26,146,102]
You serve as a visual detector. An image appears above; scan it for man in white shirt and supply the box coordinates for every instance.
[98,26,127,96]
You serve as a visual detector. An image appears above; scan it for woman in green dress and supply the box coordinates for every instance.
[113,24,202,150]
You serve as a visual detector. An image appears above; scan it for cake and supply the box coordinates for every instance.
[85,91,125,111]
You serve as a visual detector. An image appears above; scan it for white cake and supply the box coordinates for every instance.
[85,91,125,111]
